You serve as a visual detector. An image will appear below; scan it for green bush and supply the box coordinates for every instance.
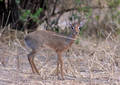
[20,8,43,23]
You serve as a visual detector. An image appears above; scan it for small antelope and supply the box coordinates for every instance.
[24,22,83,80]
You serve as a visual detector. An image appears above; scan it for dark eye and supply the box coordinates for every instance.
[78,26,81,30]
[72,27,74,29]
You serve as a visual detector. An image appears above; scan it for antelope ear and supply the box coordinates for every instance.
[79,19,87,28]
[79,21,84,27]
[69,23,74,29]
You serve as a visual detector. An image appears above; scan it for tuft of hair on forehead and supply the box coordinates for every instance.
[69,19,87,29]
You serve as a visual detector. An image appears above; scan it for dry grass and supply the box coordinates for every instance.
[0,28,120,85]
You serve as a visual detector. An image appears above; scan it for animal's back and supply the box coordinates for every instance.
[25,30,74,51]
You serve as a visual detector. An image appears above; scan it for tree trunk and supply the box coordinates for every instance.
[0,0,19,28]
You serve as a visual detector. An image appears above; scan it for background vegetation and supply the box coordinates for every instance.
[0,0,120,39]
[0,0,120,85]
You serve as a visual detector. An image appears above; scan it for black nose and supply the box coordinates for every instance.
[73,31,79,35]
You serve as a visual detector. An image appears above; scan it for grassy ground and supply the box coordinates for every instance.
[0,35,120,85]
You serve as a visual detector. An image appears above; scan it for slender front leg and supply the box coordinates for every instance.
[28,50,39,74]
[57,57,60,76]
[57,52,64,80]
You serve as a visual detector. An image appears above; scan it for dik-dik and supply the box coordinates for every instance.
[24,23,83,80]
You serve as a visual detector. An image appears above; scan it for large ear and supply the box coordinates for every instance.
[79,19,87,28]
[69,23,74,29]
